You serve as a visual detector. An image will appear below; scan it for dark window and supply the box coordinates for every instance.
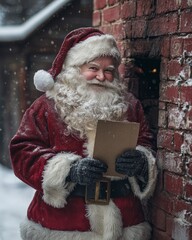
[129,58,160,149]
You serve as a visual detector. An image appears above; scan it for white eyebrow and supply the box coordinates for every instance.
[88,62,115,70]
[88,62,100,67]
[106,65,115,70]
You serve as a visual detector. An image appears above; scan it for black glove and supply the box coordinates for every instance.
[67,158,108,185]
[116,149,148,177]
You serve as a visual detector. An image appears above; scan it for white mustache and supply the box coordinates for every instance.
[86,79,118,90]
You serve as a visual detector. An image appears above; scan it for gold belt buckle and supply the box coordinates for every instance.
[85,177,111,205]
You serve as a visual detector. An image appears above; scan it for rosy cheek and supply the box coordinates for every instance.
[82,72,96,81]
[105,75,114,82]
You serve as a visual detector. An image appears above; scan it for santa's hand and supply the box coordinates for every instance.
[67,158,108,185]
[116,149,147,177]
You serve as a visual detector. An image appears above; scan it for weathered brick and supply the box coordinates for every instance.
[124,21,132,38]
[158,129,174,150]
[167,105,186,129]
[129,39,151,57]
[151,207,166,231]
[156,0,181,14]
[161,37,170,58]
[182,133,192,155]
[168,59,183,80]
[92,11,101,27]
[152,228,171,240]
[167,13,179,34]
[100,25,112,34]
[168,104,192,130]
[159,101,166,110]
[174,131,184,152]
[148,13,178,37]
[153,191,174,214]
[148,38,161,57]
[158,109,167,128]
[132,19,147,38]
[118,40,129,58]
[159,81,178,103]
[120,1,136,19]
[103,5,120,23]
[181,0,192,9]
[180,9,192,33]
[171,37,184,58]
[174,198,192,213]
[163,151,183,174]
[184,181,192,199]
[136,0,154,17]
[148,17,163,37]
[183,37,192,53]
[160,58,168,80]
[157,147,183,174]
[108,0,118,6]
[94,0,106,10]
[187,158,192,176]
[158,110,167,128]
[164,172,183,196]
[111,22,126,41]
[180,85,192,105]
[166,215,174,237]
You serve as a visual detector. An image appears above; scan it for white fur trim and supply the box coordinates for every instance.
[42,152,80,208]
[34,70,54,92]
[86,200,123,239]
[128,145,157,200]
[20,218,151,240]
[64,34,121,67]
[122,222,151,240]
[20,218,100,240]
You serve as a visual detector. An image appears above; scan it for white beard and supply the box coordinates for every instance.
[46,67,128,138]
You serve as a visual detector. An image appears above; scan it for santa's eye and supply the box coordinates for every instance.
[89,66,98,71]
[104,69,114,75]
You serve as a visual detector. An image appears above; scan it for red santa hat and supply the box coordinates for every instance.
[34,27,121,92]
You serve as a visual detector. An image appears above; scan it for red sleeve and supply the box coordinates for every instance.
[10,96,56,191]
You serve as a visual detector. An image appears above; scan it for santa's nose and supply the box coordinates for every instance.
[96,70,105,81]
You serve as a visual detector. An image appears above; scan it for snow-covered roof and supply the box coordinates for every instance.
[0,0,71,42]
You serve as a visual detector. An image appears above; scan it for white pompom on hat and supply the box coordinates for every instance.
[34,27,121,92]
[34,70,54,92]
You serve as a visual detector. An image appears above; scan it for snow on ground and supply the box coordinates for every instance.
[0,164,34,240]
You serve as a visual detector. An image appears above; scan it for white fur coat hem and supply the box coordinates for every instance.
[20,217,151,240]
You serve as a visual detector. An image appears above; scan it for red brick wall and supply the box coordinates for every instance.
[93,1,192,239]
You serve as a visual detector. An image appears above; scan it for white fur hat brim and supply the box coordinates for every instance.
[64,34,121,68]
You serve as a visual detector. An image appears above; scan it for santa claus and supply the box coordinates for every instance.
[10,27,157,240]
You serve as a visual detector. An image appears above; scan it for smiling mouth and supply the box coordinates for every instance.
[88,83,107,88]
[87,82,117,91]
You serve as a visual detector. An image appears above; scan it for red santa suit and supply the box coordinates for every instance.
[10,28,157,240]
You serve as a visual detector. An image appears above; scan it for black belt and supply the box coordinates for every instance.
[71,179,131,204]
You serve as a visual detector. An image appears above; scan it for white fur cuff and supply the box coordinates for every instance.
[128,145,158,200]
[42,152,80,208]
